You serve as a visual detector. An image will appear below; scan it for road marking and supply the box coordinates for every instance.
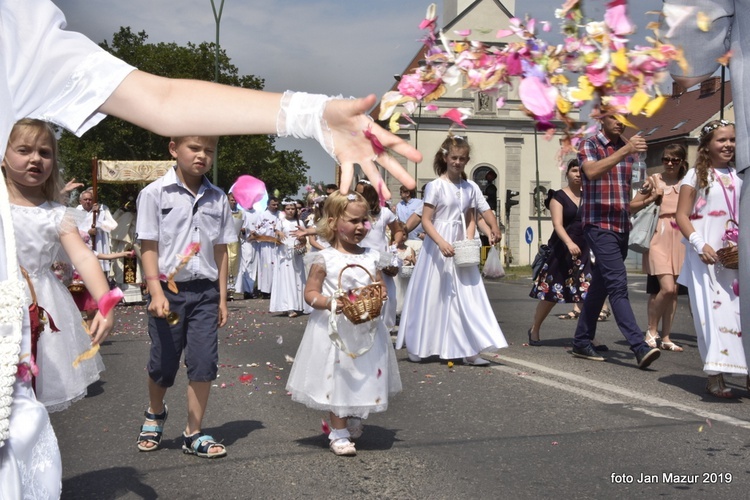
[490,354,750,430]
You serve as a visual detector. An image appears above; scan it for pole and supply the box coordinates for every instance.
[533,128,542,249]
[210,0,225,185]
[415,102,422,194]
[90,157,98,248]
[720,65,726,120]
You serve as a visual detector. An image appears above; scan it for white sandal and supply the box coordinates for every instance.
[644,330,660,349]
[329,437,357,456]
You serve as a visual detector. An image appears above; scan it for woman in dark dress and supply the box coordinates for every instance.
[527,159,595,345]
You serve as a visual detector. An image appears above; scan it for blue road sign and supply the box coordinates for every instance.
[525,227,533,244]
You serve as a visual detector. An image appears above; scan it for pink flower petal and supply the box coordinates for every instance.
[377,368,382,378]
[98,287,124,317]
[363,127,385,156]
[321,419,331,434]
[441,108,468,127]
[605,0,634,35]
[519,77,557,117]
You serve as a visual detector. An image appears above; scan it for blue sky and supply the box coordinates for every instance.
[54,0,661,186]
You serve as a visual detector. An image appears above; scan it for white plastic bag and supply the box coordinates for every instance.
[482,245,505,279]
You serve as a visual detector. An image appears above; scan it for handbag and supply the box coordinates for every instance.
[628,201,659,253]
[531,244,551,280]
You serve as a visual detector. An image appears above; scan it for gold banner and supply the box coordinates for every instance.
[97,160,173,183]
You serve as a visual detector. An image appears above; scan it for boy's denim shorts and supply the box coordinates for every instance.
[147,279,219,386]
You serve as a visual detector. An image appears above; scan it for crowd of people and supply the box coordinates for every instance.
[3,0,750,495]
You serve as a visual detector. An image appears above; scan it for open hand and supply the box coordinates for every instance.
[324,95,421,198]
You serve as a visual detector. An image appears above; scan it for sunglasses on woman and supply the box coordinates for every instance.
[661,157,682,164]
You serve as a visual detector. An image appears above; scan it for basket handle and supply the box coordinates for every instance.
[337,263,375,289]
[725,218,739,229]
[20,266,38,306]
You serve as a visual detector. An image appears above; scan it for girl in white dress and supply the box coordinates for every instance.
[393,224,416,318]
[676,120,745,398]
[396,135,508,365]
[270,200,309,317]
[3,119,116,412]
[356,181,404,330]
[286,191,401,456]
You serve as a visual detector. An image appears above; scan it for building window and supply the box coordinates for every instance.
[472,166,498,212]
[529,182,551,218]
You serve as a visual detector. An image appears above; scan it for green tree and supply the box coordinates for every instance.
[58,28,308,207]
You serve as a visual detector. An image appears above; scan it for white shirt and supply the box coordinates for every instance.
[135,167,237,282]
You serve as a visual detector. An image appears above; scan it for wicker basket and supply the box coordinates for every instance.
[399,265,414,278]
[453,239,481,267]
[67,281,86,293]
[337,264,384,325]
[717,243,739,269]
[717,219,740,269]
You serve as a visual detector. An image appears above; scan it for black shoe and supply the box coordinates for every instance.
[636,346,660,370]
[527,329,542,346]
[593,344,609,352]
[571,344,605,361]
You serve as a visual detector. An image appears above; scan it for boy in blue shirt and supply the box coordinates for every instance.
[135,135,236,458]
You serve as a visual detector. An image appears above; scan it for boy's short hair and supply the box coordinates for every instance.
[170,135,219,147]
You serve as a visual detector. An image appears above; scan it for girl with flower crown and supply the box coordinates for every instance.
[286,191,401,456]
[2,119,116,413]
[269,200,310,317]
[676,120,745,398]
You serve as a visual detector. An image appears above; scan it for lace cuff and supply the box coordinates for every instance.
[276,91,339,161]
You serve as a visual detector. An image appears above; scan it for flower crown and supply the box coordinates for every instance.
[357,179,372,185]
[701,120,734,139]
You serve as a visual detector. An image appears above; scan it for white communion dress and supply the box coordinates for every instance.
[396,178,508,359]
[286,248,401,418]
[11,202,105,412]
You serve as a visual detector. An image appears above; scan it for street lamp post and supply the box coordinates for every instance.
[210,0,225,185]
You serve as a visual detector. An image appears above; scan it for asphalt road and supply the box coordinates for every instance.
[50,275,750,499]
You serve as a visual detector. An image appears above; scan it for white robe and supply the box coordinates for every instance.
[0,1,136,496]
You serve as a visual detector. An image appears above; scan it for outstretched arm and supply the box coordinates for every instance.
[100,72,421,197]
[60,230,114,345]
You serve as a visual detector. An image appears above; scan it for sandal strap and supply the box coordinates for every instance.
[144,403,168,421]
[140,424,163,433]
[185,432,224,454]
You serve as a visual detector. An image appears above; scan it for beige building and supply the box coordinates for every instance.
[376,0,582,266]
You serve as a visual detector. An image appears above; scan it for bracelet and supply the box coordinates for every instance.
[145,276,161,281]
[277,91,339,160]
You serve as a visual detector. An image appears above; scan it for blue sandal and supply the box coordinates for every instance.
[182,431,227,459]
[137,403,168,452]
